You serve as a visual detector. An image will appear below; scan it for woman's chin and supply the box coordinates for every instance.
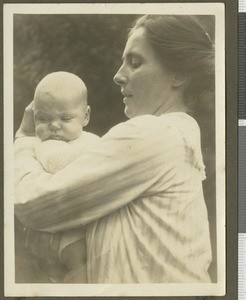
[124,107,136,119]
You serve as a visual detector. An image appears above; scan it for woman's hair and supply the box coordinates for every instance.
[130,15,215,108]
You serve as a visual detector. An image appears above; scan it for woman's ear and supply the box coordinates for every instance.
[83,105,91,127]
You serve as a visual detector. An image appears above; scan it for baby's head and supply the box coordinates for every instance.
[33,72,90,142]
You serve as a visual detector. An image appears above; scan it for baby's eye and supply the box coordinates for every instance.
[61,116,73,122]
[38,116,50,123]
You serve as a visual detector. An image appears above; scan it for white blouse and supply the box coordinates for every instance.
[14,112,212,283]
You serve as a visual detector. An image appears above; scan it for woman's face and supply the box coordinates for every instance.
[113,27,178,118]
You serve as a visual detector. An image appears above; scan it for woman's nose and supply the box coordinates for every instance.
[113,66,127,86]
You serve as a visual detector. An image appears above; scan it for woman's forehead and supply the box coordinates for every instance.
[123,27,160,64]
[123,28,148,57]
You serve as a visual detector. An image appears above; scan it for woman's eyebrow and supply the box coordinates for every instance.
[122,51,143,61]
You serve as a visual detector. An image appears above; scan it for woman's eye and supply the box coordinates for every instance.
[130,58,141,69]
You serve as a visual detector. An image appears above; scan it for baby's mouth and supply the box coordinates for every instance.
[49,135,63,140]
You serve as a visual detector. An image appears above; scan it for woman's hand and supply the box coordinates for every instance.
[15,101,35,138]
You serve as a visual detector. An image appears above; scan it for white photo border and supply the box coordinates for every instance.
[4,3,225,297]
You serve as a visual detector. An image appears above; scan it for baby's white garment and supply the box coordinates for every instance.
[35,131,99,260]
[17,132,99,265]
[35,132,99,174]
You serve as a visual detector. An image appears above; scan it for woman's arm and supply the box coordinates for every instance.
[14,137,44,185]
[15,115,182,232]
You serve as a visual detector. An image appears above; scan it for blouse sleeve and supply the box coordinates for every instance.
[14,137,44,185]
[14,115,185,232]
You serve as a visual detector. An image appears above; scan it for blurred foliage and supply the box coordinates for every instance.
[14,14,217,281]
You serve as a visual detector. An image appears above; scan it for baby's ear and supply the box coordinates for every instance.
[83,105,91,127]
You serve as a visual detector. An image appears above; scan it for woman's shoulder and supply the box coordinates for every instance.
[105,114,164,137]
[160,112,200,134]
[112,113,199,134]
[158,112,201,145]
[161,112,205,179]
[104,113,198,145]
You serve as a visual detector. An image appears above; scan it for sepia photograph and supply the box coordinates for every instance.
[4,3,225,297]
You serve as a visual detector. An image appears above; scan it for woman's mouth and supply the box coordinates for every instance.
[122,91,133,102]
[123,96,132,104]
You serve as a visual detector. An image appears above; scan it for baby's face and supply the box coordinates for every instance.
[34,93,89,142]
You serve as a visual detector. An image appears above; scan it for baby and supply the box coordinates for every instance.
[15,71,99,283]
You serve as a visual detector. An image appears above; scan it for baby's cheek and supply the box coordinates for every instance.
[36,125,48,141]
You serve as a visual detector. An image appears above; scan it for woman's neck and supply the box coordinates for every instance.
[153,93,187,116]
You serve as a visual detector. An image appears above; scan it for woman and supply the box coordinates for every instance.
[15,15,215,283]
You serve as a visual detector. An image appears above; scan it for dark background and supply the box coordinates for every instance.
[14,14,217,281]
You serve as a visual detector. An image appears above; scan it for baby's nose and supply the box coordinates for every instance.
[50,121,61,130]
